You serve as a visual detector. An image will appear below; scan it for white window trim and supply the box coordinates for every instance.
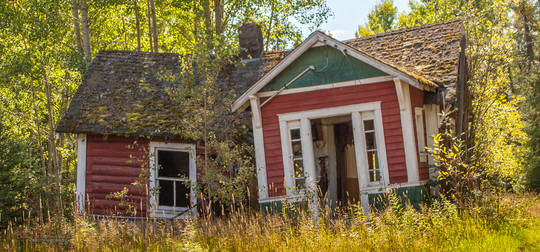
[424,104,440,166]
[76,134,87,214]
[149,142,197,219]
[278,102,389,207]
[415,107,428,163]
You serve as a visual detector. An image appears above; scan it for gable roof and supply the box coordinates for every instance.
[232,20,463,112]
[56,50,286,138]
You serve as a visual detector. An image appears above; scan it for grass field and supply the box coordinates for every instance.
[2,193,539,251]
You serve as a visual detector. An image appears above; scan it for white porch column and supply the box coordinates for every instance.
[249,96,269,199]
[76,134,87,214]
[300,118,318,215]
[394,78,419,183]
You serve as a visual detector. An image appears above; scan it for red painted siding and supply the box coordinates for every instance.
[86,135,149,216]
[260,81,408,197]
[409,86,429,181]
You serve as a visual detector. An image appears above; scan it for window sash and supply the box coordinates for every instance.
[155,149,191,209]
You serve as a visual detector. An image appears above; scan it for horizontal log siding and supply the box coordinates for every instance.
[409,86,429,181]
[86,135,149,217]
[260,81,407,197]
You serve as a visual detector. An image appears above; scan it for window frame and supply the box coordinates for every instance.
[278,102,389,198]
[414,107,428,162]
[287,121,307,194]
[149,142,197,218]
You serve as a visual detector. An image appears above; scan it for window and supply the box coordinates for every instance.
[363,119,381,183]
[149,142,196,218]
[415,108,427,162]
[290,127,306,191]
[156,150,190,208]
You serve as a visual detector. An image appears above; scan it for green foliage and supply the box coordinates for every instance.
[510,0,540,192]
[356,0,397,37]
[395,0,529,194]
[0,122,43,226]
[396,0,463,28]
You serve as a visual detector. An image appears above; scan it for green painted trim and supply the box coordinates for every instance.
[261,46,387,92]
[368,184,431,210]
[259,199,308,215]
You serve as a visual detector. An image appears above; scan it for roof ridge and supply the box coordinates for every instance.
[341,19,462,43]
[96,50,182,57]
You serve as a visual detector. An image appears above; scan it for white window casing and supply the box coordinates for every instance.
[149,142,197,219]
[415,107,428,162]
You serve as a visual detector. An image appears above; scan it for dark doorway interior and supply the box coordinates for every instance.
[334,121,359,204]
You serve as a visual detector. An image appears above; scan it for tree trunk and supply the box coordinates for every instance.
[71,0,83,55]
[264,0,275,51]
[44,73,64,217]
[149,0,158,52]
[202,0,213,50]
[134,0,141,51]
[214,0,223,35]
[146,0,154,52]
[80,0,92,64]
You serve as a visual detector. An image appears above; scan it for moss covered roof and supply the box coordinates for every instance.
[344,20,463,95]
[56,51,282,137]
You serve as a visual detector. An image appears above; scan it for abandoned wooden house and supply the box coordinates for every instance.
[57,20,466,218]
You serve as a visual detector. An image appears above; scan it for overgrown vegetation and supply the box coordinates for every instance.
[1,193,538,250]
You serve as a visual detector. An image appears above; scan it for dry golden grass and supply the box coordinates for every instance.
[2,193,539,251]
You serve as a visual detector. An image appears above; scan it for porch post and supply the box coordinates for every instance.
[394,78,419,183]
[300,118,318,216]
[249,95,269,199]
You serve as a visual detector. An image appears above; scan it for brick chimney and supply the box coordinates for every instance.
[239,22,264,59]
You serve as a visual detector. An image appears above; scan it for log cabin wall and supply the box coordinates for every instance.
[85,135,149,216]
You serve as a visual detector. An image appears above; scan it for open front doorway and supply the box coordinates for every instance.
[312,116,361,209]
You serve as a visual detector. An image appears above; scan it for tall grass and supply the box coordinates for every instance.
[2,193,539,251]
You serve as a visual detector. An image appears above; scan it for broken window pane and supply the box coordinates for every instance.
[175,181,189,207]
[290,128,301,140]
[158,150,189,178]
[364,120,374,131]
[158,180,174,206]
[292,141,302,158]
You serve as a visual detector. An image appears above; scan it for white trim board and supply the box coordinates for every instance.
[249,96,269,199]
[148,142,197,219]
[256,76,393,98]
[394,78,419,183]
[76,134,87,214]
[232,31,435,112]
[278,102,381,122]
